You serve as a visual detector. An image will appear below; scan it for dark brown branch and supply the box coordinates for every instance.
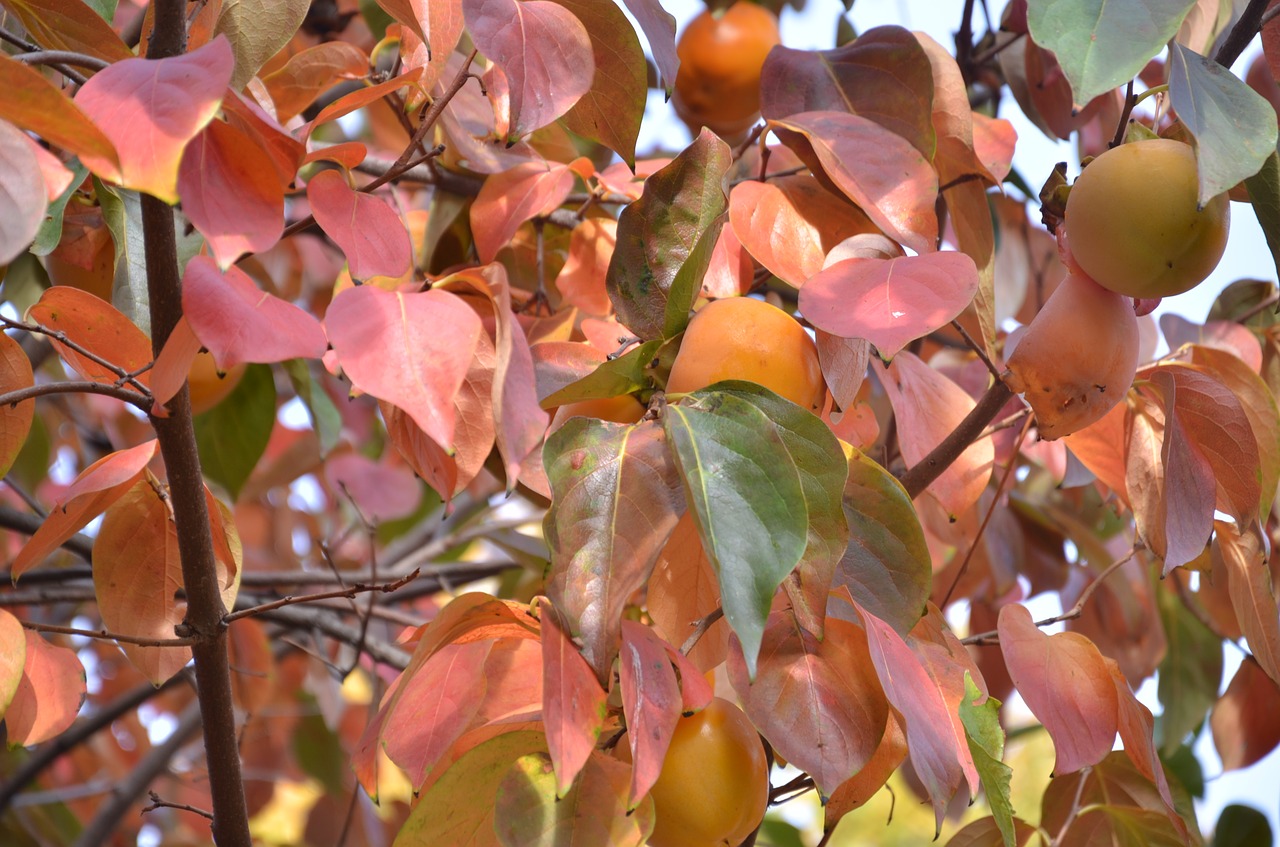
[20,620,194,647]
[0,505,95,562]
[1110,78,1137,150]
[0,26,88,84]
[255,604,411,669]
[1214,0,1270,68]
[1,317,153,396]
[0,380,151,410]
[15,50,109,71]
[898,379,1013,499]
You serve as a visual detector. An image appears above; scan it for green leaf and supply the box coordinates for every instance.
[540,340,661,409]
[1161,743,1204,799]
[1155,584,1222,755]
[1245,149,1280,286]
[291,703,347,796]
[706,381,848,635]
[1212,804,1272,847]
[31,160,89,256]
[393,731,549,847]
[836,447,931,634]
[664,391,807,678]
[1026,0,1195,105]
[1169,43,1279,204]
[757,817,807,847]
[281,358,342,456]
[959,672,1016,847]
[194,363,276,500]
[606,130,732,341]
[214,0,311,91]
[83,0,116,21]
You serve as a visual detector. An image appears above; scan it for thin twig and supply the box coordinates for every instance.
[222,570,419,623]
[950,319,1001,380]
[142,790,214,821]
[1110,78,1137,150]
[15,50,109,71]
[0,380,152,410]
[1,317,153,396]
[1049,766,1092,846]
[680,606,724,655]
[0,26,88,84]
[20,620,196,648]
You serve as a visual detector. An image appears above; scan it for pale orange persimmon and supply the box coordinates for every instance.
[666,296,825,410]
[188,350,246,415]
[617,697,768,847]
[549,394,647,430]
[45,234,114,302]
[673,2,780,139]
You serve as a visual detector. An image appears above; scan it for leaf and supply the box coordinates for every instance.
[0,331,34,478]
[74,37,234,203]
[194,363,275,500]
[1108,659,1186,840]
[0,0,132,63]
[27,283,154,387]
[325,285,482,450]
[618,0,677,94]
[221,89,306,186]
[617,621,682,809]
[856,601,974,834]
[664,391,808,678]
[0,610,26,716]
[554,217,617,316]
[540,604,607,796]
[606,130,732,341]
[1213,805,1274,847]
[759,27,937,159]
[878,352,993,519]
[10,440,157,580]
[997,603,1118,775]
[554,0,646,167]
[392,730,549,847]
[182,256,327,370]
[0,55,118,178]
[324,452,422,522]
[1244,150,1280,282]
[261,41,368,123]
[1169,42,1279,204]
[494,752,653,847]
[1161,316,1262,372]
[1216,519,1280,687]
[728,175,880,288]
[817,333,870,413]
[1155,583,1223,755]
[3,630,85,746]
[463,0,593,138]
[1026,0,1196,105]
[959,673,1016,847]
[945,818,1044,847]
[0,119,45,265]
[835,447,932,635]
[727,613,888,795]
[770,111,939,256]
[823,713,907,831]
[176,120,285,268]
[800,252,979,359]
[540,341,659,409]
[306,66,424,133]
[1212,656,1280,771]
[470,160,575,263]
[648,513,729,672]
[543,419,684,679]
[307,169,412,281]
[213,0,310,91]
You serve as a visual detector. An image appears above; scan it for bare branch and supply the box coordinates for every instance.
[898,379,1013,500]
[680,607,724,655]
[20,620,195,648]
[223,569,419,623]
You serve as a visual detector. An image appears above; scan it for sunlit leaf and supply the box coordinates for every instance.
[1212,656,1280,770]
[307,169,412,281]
[823,714,907,833]
[3,630,85,746]
[262,41,369,123]
[1216,520,1280,687]
[648,513,729,672]
[618,621,682,809]
[213,0,310,90]
[0,331,34,478]
[959,673,1016,847]
[0,0,132,63]
[471,160,575,263]
[0,119,45,265]
[27,286,152,386]
[540,604,607,796]
[0,55,118,178]
[0,609,26,716]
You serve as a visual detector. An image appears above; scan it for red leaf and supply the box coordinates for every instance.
[0,118,45,264]
[149,316,203,411]
[770,111,939,255]
[301,141,368,170]
[397,0,465,91]
[0,331,34,478]
[262,41,369,123]
[0,55,120,175]
[472,161,576,263]
[541,603,608,796]
[307,169,412,281]
[618,621,682,809]
[325,285,482,450]
[618,0,677,93]
[728,613,889,795]
[1217,520,1280,687]
[221,91,306,188]
[26,286,153,386]
[800,252,979,359]
[1,0,132,63]
[177,119,285,268]
[463,0,593,137]
[700,221,753,299]
[878,352,993,519]
[3,631,85,746]
[1212,655,1280,770]
[306,67,424,133]
[554,218,616,316]
[648,513,729,672]
[1108,659,1186,839]
[182,256,327,370]
[323,451,422,522]
[75,37,234,203]
[824,714,908,830]
[997,603,1118,775]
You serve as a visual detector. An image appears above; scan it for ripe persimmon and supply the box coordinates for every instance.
[549,394,647,430]
[673,2,780,139]
[1063,139,1229,299]
[666,296,825,410]
[618,697,768,847]
[188,350,246,415]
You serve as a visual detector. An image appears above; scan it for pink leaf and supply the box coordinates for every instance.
[182,256,328,370]
[971,112,1017,184]
[1160,313,1263,372]
[149,316,204,411]
[307,169,412,281]
[177,119,285,268]
[74,37,234,203]
[618,621,682,809]
[541,603,607,796]
[800,252,979,358]
[325,285,482,450]
[619,0,678,93]
[1109,659,1187,839]
[463,0,594,137]
[3,631,86,746]
[555,218,617,316]
[324,451,422,522]
[0,118,46,264]
[471,160,575,262]
[998,603,1119,775]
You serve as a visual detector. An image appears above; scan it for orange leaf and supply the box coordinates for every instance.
[307,169,412,281]
[0,331,34,477]
[824,713,907,831]
[262,41,369,123]
[470,160,575,263]
[648,512,729,672]
[618,621,682,809]
[1,0,132,63]
[26,286,153,386]
[305,66,424,134]
[301,141,368,170]
[540,603,608,796]
[0,54,118,177]
[3,630,86,746]
[74,37,234,203]
[554,218,617,316]
[149,316,203,411]
[222,90,305,188]
[1217,519,1280,687]
[0,609,25,714]
[1211,655,1280,771]
[1108,659,1187,840]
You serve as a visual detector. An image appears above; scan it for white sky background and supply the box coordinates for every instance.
[633,0,1280,839]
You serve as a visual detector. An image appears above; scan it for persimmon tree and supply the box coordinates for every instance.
[2,0,1280,845]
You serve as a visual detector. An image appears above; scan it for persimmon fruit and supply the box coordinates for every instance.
[549,394,646,430]
[1063,138,1229,299]
[188,350,246,415]
[1004,272,1138,440]
[673,2,780,139]
[619,697,768,847]
[666,296,825,410]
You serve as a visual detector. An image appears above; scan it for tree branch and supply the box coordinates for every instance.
[0,380,151,410]
[223,569,419,623]
[1214,0,1270,68]
[897,379,1013,499]
[19,620,194,647]
[0,505,95,562]
[14,50,109,72]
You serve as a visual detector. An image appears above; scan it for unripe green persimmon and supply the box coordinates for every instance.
[1063,138,1229,298]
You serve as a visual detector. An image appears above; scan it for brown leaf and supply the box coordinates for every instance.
[1212,655,1280,770]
